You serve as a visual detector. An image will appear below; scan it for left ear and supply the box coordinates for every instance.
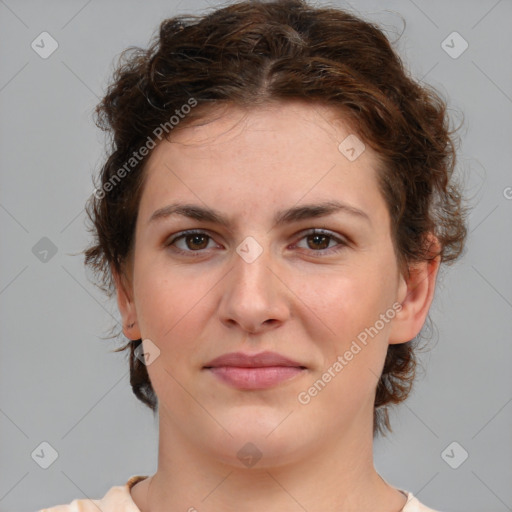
[388,234,441,345]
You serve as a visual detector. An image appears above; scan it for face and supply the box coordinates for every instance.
[116,101,436,466]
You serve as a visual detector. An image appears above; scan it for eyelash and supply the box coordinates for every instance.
[165,229,348,257]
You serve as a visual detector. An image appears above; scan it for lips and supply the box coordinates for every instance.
[204,351,306,390]
[204,351,306,369]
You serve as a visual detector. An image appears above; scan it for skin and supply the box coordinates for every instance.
[114,101,440,512]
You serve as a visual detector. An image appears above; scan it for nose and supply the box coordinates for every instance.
[218,241,290,334]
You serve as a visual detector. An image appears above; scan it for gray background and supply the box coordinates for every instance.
[0,0,511,511]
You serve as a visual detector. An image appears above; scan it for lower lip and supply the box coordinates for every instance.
[206,366,305,389]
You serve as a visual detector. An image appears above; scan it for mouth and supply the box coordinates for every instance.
[203,351,307,390]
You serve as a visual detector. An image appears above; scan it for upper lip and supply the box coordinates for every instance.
[204,351,306,368]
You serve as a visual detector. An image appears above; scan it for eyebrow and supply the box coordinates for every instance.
[148,200,371,229]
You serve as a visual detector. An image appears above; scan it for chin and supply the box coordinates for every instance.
[195,415,309,469]
[212,436,307,470]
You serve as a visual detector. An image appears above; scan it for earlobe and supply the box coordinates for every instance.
[388,240,441,345]
[112,267,141,341]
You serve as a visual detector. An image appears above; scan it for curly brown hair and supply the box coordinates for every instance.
[83,0,468,438]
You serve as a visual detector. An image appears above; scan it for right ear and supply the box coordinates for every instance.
[112,266,141,341]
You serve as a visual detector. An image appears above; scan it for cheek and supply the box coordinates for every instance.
[311,263,398,372]
[133,250,198,332]
[302,274,397,411]
[133,260,216,366]
[306,261,396,327]
[133,268,211,405]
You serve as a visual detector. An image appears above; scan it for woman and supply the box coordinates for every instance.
[39,0,467,510]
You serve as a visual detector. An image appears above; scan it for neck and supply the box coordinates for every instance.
[131,408,407,512]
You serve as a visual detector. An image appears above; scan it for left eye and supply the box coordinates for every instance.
[294,230,346,253]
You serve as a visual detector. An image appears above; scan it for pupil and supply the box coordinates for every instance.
[189,235,207,249]
[309,234,328,250]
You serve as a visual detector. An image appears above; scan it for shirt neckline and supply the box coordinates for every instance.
[124,475,416,511]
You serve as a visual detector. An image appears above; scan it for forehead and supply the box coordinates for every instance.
[153,101,364,158]
[138,101,388,228]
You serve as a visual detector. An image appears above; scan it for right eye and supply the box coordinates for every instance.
[166,230,221,256]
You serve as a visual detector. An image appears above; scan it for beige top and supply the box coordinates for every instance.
[38,475,442,512]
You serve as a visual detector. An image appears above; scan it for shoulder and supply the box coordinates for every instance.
[37,476,149,512]
[401,490,444,512]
